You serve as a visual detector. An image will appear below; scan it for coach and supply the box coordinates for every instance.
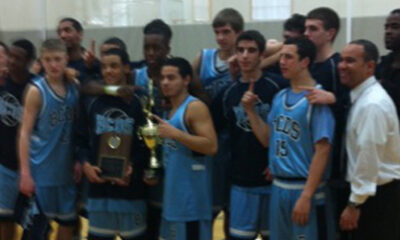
[338,39,400,240]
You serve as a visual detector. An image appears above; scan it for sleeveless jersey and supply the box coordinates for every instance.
[30,76,79,186]
[162,95,212,221]
[134,66,163,116]
[199,48,230,101]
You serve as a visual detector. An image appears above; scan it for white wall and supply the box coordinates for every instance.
[292,0,398,17]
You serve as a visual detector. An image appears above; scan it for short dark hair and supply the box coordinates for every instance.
[12,39,36,61]
[59,17,83,32]
[163,57,193,80]
[349,39,379,63]
[143,19,172,46]
[390,8,400,15]
[102,48,130,65]
[0,42,8,53]
[236,30,266,53]
[307,7,340,41]
[212,8,244,33]
[284,37,316,68]
[284,14,306,34]
[103,37,127,52]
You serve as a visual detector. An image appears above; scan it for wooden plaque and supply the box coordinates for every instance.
[97,132,132,180]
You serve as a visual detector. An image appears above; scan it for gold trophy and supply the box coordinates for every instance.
[138,78,161,179]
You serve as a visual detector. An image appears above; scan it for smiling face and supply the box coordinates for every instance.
[101,54,129,85]
[338,44,375,89]
[57,21,82,49]
[384,13,400,51]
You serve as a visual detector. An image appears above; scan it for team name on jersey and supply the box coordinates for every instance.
[272,114,301,141]
[0,92,22,126]
[95,108,134,135]
[49,105,74,127]
[234,103,270,132]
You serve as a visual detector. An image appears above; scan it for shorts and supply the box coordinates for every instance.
[35,184,77,225]
[159,218,212,240]
[269,179,333,240]
[88,200,146,239]
[229,185,270,239]
[0,164,19,220]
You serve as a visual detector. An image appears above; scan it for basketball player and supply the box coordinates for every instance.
[242,37,335,240]
[18,39,80,240]
[79,48,148,240]
[155,57,217,240]
[212,30,287,240]
[0,39,36,240]
[192,8,244,238]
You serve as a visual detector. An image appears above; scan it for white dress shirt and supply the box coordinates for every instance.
[346,76,400,204]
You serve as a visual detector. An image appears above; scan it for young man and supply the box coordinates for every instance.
[57,17,99,81]
[377,9,400,118]
[242,37,335,240]
[305,8,350,233]
[18,39,80,240]
[156,57,217,240]
[132,19,172,240]
[338,40,400,240]
[192,8,243,101]
[260,13,305,73]
[192,8,244,237]
[213,30,287,240]
[0,39,36,240]
[79,48,148,240]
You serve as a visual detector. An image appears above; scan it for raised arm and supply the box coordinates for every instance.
[18,85,42,196]
[241,81,271,147]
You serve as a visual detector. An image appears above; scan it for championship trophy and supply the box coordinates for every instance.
[97,132,132,180]
[138,78,162,179]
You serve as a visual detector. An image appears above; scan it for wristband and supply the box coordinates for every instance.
[104,85,120,96]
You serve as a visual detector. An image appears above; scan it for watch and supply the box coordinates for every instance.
[347,201,361,209]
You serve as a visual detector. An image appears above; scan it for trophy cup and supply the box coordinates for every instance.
[138,78,162,179]
[97,132,132,180]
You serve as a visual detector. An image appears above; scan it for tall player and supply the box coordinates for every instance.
[0,39,36,240]
[18,39,80,240]
[132,18,172,240]
[242,37,335,240]
[212,30,287,240]
[192,8,244,237]
[155,57,217,240]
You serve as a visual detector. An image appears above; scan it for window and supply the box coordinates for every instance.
[252,0,291,21]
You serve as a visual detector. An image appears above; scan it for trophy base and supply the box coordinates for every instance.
[144,168,160,180]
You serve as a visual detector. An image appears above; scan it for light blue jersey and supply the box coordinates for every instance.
[199,48,230,100]
[162,95,212,221]
[267,85,335,240]
[30,76,79,186]
[267,86,335,178]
